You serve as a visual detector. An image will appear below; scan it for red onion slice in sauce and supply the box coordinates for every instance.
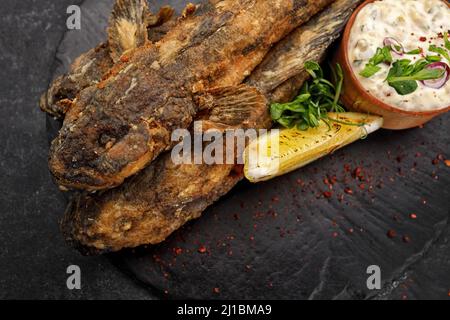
[383,37,404,55]
[421,62,450,89]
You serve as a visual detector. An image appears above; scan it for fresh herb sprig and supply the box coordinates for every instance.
[360,35,450,96]
[429,44,450,62]
[425,55,442,62]
[359,46,393,78]
[444,31,450,50]
[406,48,421,55]
[270,62,346,130]
[386,59,445,95]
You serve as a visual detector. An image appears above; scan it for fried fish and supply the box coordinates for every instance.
[61,0,359,254]
[40,1,175,118]
[247,0,362,103]
[48,0,334,191]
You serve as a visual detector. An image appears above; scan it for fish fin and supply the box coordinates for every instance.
[108,0,151,62]
[195,85,269,132]
[182,3,197,18]
[146,6,176,43]
[246,0,359,94]
[146,6,174,27]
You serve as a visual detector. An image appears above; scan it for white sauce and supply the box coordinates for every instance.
[348,0,450,111]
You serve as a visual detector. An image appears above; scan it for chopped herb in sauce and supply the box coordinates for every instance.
[425,55,442,62]
[406,48,421,55]
[386,59,445,95]
[357,37,449,96]
[359,46,393,78]
[429,44,450,62]
[444,31,450,51]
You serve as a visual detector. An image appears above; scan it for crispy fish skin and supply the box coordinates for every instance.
[49,0,334,191]
[247,0,362,101]
[40,2,175,119]
[62,85,270,253]
[40,43,114,118]
[61,0,360,255]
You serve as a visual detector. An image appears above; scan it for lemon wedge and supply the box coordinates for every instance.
[244,112,383,183]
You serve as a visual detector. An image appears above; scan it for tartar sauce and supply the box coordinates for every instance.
[348,0,450,111]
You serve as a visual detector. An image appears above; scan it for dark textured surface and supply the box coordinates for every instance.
[111,124,450,299]
[0,0,153,299]
[3,0,450,300]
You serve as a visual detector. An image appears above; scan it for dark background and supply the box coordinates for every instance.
[1,0,449,300]
[0,0,154,299]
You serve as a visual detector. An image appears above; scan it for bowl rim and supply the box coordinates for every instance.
[341,0,450,117]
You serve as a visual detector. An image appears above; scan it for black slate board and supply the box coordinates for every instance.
[48,0,450,300]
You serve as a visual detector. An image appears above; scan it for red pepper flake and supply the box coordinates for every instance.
[415,152,422,158]
[174,247,183,255]
[359,183,366,190]
[387,229,397,239]
[249,235,255,241]
[231,164,244,176]
[344,187,353,195]
[353,167,363,179]
[432,158,440,165]
[419,36,427,42]
[323,176,335,187]
[198,245,207,254]
[213,287,220,294]
[323,191,333,198]
[332,232,339,238]
[348,228,354,234]
[410,213,418,219]
[272,196,279,203]
[267,209,277,218]
[402,235,411,243]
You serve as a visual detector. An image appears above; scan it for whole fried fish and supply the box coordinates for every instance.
[62,0,359,254]
[247,0,362,102]
[40,1,175,118]
[49,0,333,191]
